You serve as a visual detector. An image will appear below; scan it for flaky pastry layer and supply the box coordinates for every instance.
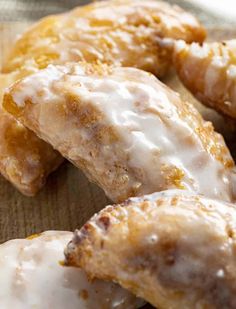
[0,72,62,195]
[3,62,235,202]
[0,0,206,194]
[174,39,236,119]
[65,189,236,309]
[3,0,206,78]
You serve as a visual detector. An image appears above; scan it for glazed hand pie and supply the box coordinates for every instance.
[0,0,205,194]
[173,40,236,119]
[4,62,235,202]
[0,231,143,309]
[65,189,236,309]
[2,0,206,78]
[0,73,62,195]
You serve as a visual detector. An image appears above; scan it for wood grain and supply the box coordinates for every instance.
[0,23,236,245]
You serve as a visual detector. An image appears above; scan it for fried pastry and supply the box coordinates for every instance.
[2,0,206,78]
[174,40,236,118]
[65,189,236,309]
[0,230,143,309]
[0,0,206,194]
[0,73,62,195]
[3,62,235,202]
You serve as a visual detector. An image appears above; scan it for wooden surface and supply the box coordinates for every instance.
[0,23,236,244]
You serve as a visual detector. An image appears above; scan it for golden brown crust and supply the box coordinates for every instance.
[174,40,236,119]
[0,0,206,195]
[3,62,235,202]
[3,0,206,78]
[0,73,63,195]
[65,189,236,309]
[0,110,63,195]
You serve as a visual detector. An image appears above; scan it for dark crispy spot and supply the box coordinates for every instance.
[160,239,177,266]
[64,246,78,267]
[165,255,175,265]
[79,289,89,300]
[170,196,178,206]
[128,250,159,272]
[73,227,90,245]
[120,198,133,207]
[97,216,110,231]
[156,199,164,207]
[226,225,234,239]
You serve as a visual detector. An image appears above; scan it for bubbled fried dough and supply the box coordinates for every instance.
[174,40,236,119]
[65,189,236,309]
[0,0,205,194]
[0,231,144,308]
[2,0,206,78]
[3,62,236,202]
[0,73,63,196]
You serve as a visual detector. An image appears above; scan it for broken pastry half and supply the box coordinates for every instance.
[2,0,206,78]
[65,189,236,309]
[3,62,236,202]
[0,72,62,196]
[0,231,144,309]
[173,40,236,119]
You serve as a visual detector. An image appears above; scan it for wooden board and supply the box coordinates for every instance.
[0,23,236,244]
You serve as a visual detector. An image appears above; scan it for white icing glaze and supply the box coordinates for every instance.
[0,231,143,309]
[227,65,236,78]
[128,188,232,211]
[174,39,187,53]
[9,64,234,202]
[128,189,236,287]
[4,0,205,79]
[189,42,209,59]
[67,189,236,308]
[174,39,236,118]
[216,269,225,278]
